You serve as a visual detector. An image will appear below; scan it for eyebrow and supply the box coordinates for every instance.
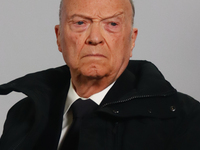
[70,11,124,21]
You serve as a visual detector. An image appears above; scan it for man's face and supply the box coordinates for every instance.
[55,0,137,81]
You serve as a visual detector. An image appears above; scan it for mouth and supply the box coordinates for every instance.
[82,54,106,58]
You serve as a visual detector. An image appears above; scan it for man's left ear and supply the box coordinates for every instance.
[130,28,138,57]
[131,28,138,50]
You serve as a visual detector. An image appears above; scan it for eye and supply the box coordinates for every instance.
[104,21,121,33]
[70,19,89,32]
[76,21,84,25]
[110,22,117,26]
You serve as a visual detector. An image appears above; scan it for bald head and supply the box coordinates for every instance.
[58,0,135,24]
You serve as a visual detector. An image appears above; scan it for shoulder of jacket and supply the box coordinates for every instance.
[176,92,200,115]
[6,97,34,122]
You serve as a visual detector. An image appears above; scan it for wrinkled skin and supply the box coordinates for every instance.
[55,0,138,97]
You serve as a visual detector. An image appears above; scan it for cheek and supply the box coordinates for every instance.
[106,33,121,46]
[106,32,132,60]
[70,33,86,50]
[61,32,87,65]
[62,32,83,53]
[106,33,126,54]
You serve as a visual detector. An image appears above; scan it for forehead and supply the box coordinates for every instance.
[62,0,132,18]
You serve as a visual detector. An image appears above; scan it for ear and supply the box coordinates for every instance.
[55,25,62,52]
[130,28,138,57]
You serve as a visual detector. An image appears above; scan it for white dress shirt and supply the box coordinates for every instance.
[57,80,115,149]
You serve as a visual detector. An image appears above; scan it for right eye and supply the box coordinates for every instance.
[70,20,90,32]
[110,22,118,26]
[76,21,84,25]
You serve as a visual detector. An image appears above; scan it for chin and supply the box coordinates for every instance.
[81,65,109,79]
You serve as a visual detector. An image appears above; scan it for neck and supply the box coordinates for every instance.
[71,75,116,98]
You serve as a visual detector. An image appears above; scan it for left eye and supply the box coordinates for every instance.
[110,22,117,26]
[76,21,84,25]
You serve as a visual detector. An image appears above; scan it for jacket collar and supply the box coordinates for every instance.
[101,61,176,105]
[98,61,178,119]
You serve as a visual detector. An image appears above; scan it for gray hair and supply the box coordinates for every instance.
[59,0,135,24]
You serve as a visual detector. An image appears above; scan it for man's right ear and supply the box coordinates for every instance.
[55,25,62,52]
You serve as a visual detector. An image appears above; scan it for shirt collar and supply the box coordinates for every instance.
[64,80,115,116]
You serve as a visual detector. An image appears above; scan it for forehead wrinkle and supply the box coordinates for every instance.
[100,11,124,21]
[68,11,124,21]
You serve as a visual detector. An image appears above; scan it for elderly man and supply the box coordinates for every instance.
[0,0,200,150]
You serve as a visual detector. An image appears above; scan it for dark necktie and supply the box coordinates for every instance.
[60,98,98,150]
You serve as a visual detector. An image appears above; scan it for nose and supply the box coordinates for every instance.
[86,23,104,45]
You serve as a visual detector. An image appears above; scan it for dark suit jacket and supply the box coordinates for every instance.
[1,60,200,150]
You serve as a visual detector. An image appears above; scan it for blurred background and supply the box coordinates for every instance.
[0,0,199,135]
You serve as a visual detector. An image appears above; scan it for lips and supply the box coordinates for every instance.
[82,54,106,58]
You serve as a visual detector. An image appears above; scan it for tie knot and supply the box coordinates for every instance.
[71,98,98,118]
